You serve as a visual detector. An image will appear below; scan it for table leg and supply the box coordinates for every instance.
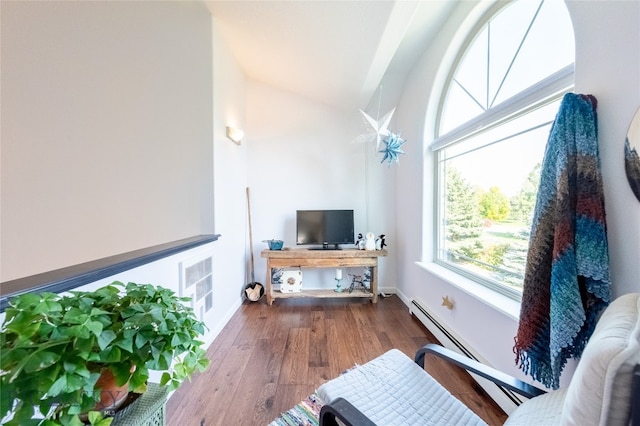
[371,265,378,303]
[266,262,273,305]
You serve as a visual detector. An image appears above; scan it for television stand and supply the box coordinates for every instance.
[260,248,387,305]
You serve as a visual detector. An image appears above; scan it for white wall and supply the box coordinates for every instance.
[209,16,250,325]
[0,1,214,281]
[567,0,640,298]
[393,0,640,390]
[1,1,248,353]
[245,82,398,291]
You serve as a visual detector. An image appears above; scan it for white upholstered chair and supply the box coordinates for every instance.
[318,292,640,426]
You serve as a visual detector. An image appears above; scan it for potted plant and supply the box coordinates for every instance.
[0,281,210,426]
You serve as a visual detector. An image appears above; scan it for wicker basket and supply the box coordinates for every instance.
[112,383,168,426]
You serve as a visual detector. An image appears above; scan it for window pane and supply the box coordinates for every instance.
[439,83,486,134]
[438,99,560,293]
[488,0,542,104]
[440,84,484,133]
[433,0,574,299]
[492,0,575,106]
[454,26,489,109]
[439,0,574,135]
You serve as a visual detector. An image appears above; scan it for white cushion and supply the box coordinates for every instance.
[505,388,567,426]
[561,293,640,426]
[317,349,487,426]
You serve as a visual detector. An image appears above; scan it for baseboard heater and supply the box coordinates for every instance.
[409,298,525,414]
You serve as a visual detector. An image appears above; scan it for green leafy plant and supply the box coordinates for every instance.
[1,281,210,426]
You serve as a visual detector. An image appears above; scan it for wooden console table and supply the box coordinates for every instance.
[261,248,387,305]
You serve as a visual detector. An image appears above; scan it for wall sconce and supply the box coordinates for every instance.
[226,126,244,145]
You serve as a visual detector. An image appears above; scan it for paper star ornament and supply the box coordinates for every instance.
[353,108,396,150]
[379,132,406,165]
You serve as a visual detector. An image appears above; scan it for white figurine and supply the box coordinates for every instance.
[365,232,376,251]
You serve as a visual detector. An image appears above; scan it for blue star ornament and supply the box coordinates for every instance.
[379,132,406,165]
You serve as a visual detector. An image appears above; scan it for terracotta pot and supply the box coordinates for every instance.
[93,368,130,412]
[78,367,132,422]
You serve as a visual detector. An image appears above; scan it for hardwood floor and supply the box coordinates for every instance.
[166,295,508,425]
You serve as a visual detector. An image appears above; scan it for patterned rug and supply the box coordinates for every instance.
[269,365,359,426]
[268,392,325,426]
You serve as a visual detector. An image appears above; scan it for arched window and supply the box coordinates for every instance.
[431,0,575,300]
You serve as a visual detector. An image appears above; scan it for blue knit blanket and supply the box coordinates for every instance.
[513,93,611,389]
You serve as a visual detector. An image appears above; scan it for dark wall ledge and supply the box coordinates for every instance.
[0,234,220,312]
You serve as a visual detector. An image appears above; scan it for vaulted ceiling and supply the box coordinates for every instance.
[206,0,460,110]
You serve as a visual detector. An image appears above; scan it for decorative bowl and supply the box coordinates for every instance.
[263,239,284,250]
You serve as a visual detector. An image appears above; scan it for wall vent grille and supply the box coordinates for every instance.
[180,255,213,321]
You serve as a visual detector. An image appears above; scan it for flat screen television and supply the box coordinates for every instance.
[296,209,355,250]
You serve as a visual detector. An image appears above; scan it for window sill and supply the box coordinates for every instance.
[415,261,521,321]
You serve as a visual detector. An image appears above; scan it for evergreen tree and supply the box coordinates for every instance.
[445,166,483,242]
[510,163,541,227]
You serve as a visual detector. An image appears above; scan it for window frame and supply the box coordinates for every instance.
[429,0,575,302]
